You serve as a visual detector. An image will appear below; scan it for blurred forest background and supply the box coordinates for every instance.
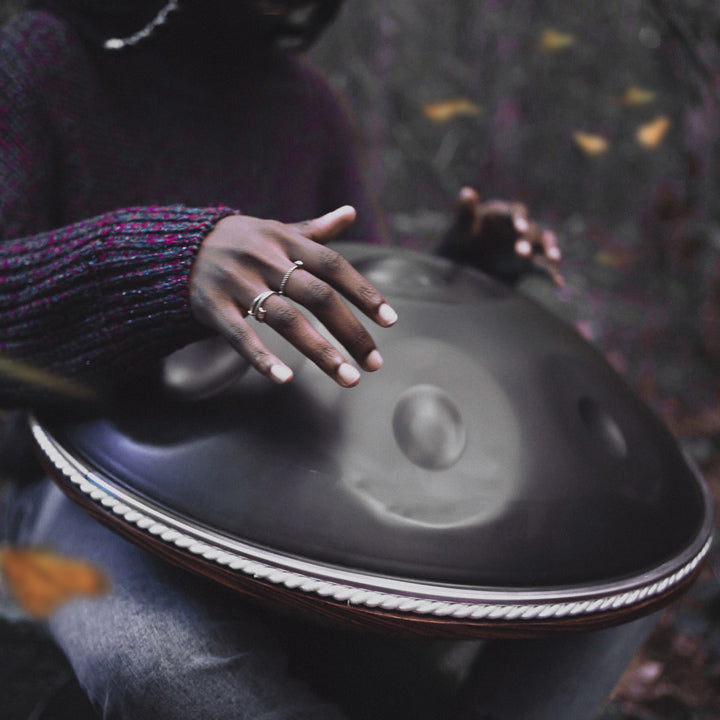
[311,5,720,716]
[1,0,719,718]
[309,0,720,429]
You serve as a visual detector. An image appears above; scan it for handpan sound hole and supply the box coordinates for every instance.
[578,397,627,459]
[392,385,467,470]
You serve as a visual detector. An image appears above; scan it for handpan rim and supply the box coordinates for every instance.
[32,417,715,625]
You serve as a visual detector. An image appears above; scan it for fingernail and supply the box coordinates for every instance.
[270,365,293,384]
[548,246,561,261]
[514,216,529,233]
[378,303,398,326]
[324,205,355,223]
[516,240,532,256]
[337,363,361,386]
[365,349,383,371]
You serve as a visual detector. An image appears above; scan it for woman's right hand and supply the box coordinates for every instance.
[443,187,563,287]
[189,206,398,388]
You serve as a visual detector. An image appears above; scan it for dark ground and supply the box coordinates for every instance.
[597,452,720,720]
[1,0,720,718]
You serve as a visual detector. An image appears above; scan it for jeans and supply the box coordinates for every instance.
[7,479,658,720]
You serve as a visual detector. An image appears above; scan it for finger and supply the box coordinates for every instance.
[279,270,383,371]
[515,238,533,258]
[291,205,357,245]
[211,303,295,385]
[514,220,542,259]
[532,253,566,289]
[479,200,529,240]
[514,216,545,249]
[515,224,561,262]
[286,244,398,328]
[480,199,526,219]
[541,229,562,262]
[455,186,482,235]
[513,214,530,236]
[516,227,565,288]
[260,294,366,387]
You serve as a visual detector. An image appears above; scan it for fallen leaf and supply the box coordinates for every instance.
[0,356,97,401]
[594,248,642,268]
[619,86,657,106]
[0,545,109,618]
[422,98,482,123]
[572,130,610,156]
[539,29,576,52]
[636,115,671,149]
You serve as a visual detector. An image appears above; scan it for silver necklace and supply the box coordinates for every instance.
[103,0,180,50]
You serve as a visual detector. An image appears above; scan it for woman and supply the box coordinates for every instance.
[2,2,649,718]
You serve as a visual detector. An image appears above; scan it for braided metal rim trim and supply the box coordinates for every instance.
[32,419,714,622]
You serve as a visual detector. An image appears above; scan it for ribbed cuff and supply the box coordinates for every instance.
[0,204,236,405]
[85,205,236,371]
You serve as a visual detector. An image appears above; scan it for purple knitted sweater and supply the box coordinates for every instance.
[0,8,381,407]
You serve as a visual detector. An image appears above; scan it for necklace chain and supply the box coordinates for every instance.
[103,0,180,51]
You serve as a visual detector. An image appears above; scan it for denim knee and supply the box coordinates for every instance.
[49,592,346,720]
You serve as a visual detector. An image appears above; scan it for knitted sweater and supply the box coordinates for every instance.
[0,8,381,407]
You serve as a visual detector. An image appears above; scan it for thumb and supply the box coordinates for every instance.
[454,187,481,235]
[294,205,357,244]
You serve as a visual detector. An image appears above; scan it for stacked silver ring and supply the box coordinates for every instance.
[279,260,304,295]
[248,260,303,322]
[248,290,277,323]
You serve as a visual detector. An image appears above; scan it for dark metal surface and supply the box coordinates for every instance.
[38,245,713,592]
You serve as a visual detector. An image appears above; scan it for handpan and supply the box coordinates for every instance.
[32,243,714,638]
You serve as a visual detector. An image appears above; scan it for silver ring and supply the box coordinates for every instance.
[278,260,304,296]
[248,290,278,323]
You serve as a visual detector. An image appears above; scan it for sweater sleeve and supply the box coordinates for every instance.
[0,205,236,407]
[0,14,236,407]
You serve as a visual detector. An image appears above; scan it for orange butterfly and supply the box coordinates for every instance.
[0,545,110,619]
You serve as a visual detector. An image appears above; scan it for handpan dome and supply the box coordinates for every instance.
[33,244,714,637]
